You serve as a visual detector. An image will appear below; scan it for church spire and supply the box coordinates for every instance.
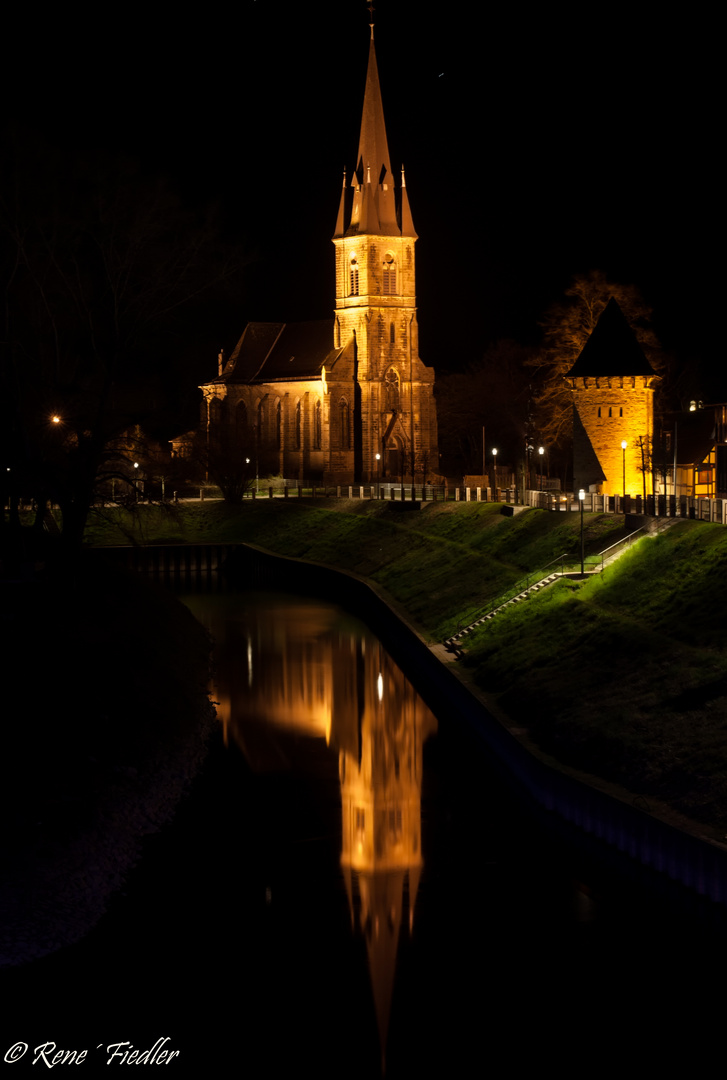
[334,18,415,239]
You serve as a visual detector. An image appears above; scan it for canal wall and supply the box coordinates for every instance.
[225,542,727,924]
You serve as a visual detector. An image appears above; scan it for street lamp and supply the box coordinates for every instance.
[375,452,381,498]
[538,446,544,491]
[578,488,585,575]
[621,440,627,507]
[492,448,497,496]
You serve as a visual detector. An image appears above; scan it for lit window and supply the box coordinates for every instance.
[383,253,396,295]
[314,400,322,449]
[350,258,359,296]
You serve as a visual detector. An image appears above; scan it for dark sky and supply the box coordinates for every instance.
[4,1,720,390]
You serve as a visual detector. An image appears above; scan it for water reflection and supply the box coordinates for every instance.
[183,591,437,1061]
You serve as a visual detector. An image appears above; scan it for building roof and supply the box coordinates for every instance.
[211,320,343,385]
[669,409,719,466]
[567,297,657,378]
[333,28,416,240]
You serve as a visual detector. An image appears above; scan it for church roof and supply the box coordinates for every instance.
[218,320,343,384]
[334,26,416,240]
[567,297,657,378]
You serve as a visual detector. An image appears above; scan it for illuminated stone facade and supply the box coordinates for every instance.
[567,298,660,497]
[199,27,438,486]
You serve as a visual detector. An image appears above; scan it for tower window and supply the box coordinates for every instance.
[390,322,395,344]
[608,407,612,418]
[385,368,400,411]
[383,253,396,295]
[350,258,359,296]
[620,407,623,417]
[598,407,601,418]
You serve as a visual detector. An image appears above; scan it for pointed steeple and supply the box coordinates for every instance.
[337,20,416,239]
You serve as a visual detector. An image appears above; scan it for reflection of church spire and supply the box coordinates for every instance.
[333,641,437,1068]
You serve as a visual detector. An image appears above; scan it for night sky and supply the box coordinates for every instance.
[3,2,719,390]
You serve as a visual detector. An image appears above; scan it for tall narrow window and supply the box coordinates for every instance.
[276,401,282,449]
[340,398,351,449]
[385,368,400,411]
[350,258,359,296]
[235,400,248,446]
[383,253,396,295]
[389,322,395,344]
[314,400,322,449]
[295,401,301,449]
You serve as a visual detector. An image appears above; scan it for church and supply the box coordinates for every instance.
[198,22,439,487]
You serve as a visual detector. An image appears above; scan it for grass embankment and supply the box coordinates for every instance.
[85,499,727,833]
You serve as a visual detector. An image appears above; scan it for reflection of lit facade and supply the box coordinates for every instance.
[207,592,436,1065]
[335,641,437,1062]
[198,23,438,486]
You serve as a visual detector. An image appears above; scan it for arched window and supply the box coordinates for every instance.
[384,368,400,412]
[314,400,322,449]
[276,401,282,449]
[350,258,359,297]
[235,400,248,445]
[295,401,302,449]
[383,253,396,295]
[340,398,351,449]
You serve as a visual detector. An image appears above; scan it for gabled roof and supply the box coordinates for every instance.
[211,321,344,385]
[567,297,657,378]
[670,409,719,466]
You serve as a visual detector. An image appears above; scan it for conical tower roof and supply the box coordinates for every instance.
[567,297,657,378]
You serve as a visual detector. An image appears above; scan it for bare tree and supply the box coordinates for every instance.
[528,270,665,450]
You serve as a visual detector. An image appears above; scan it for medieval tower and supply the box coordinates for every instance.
[567,297,660,497]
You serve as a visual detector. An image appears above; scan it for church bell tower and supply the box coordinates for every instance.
[332,19,438,485]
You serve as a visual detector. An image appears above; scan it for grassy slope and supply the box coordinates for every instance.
[85,500,727,831]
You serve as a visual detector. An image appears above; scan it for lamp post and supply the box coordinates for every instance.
[375,453,381,498]
[492,448,498,497]
[578,488,585,575]
[621,440,627,507]
[538,446,544,492]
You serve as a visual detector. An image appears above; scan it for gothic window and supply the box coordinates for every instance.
[384,368,400,412]
[383,253,396,295]
[295,401,302,449]
[235,401,248,444]
[340,398,351,449]
[389,322,395,344]
[314,400,322,449]
[276,401,282,449]
[350,258,359,296]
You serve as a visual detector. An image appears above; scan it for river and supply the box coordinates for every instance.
[3,585,726,1075]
